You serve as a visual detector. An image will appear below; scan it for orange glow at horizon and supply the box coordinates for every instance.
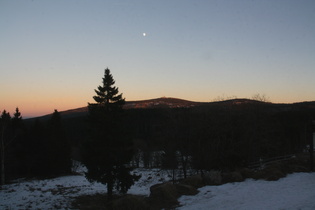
[2,92,314,119]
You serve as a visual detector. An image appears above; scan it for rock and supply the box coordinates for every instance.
[149,182,179,209]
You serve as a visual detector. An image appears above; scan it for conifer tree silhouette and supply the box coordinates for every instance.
[82,68,139,201]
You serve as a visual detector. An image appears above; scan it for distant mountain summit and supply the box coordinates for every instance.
[124,97,201,109]
[64,97,200,114]
[26,97,315,121]
[33,97,201,120]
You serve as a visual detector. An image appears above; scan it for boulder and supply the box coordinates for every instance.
[149,182,179,209]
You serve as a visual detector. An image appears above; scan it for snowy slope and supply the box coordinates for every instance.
[178,172,315,210]
[0,175,106,209]
[0,168,171,209]
[1,171,315,209]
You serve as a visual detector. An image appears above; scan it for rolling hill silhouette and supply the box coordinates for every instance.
[27,97,315,121]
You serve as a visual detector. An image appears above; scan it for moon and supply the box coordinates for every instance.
[142,32,146,37]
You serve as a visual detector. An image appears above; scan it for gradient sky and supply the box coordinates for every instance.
[1,0,315,118]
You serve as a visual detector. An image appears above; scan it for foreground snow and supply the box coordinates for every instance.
[0,175,105,209]
[1,171,314,209]
[178,173,315,210]
[0,168,170,209]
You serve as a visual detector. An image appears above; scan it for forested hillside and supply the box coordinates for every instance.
[2,97,315,183]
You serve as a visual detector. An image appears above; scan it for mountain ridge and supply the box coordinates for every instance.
[27,97,315,121]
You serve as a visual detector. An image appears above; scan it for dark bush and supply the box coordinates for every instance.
[254,167,286,181]
[179,175,204,188]
[222,171,244,183]
[239,168,256,179]
[149,182,179,209]
[202,171,222,185]
[175,184,198,195]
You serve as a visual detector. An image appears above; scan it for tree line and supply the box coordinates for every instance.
[1,68,314,202]
[127,101,315,173]
[0,68,139,202]
[0,108,71,185]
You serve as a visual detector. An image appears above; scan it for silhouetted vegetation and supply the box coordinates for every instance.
[109,99,315,173]
[1,89,315,186]
[0,109,71,184]
[59,98,315,175]
[81,68,140,201]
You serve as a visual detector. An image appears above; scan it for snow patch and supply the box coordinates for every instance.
[1,171,315,209]
[178,173,315,210]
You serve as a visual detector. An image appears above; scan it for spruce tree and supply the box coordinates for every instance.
[1,110,11,185]
[82,68,139,201]
[26,119,46,177]
[10,107,25,180]
[46,110,71,175]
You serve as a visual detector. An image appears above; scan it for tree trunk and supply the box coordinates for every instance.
[107,175,113,201]
[107,183,113,201]
[181,154,187,179]
[310,132,314,172]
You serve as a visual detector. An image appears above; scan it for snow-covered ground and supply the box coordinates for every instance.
[0,175,106,209]
[1,170,315,209]
[178,172,315,210]
[0,168,171,209]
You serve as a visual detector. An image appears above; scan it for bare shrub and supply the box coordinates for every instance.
[254,167,286,181]
[175,184,198,196]
[203,170,222,185]
[239,168,256,179]
[222,171,244,183]
[179,175,204,188]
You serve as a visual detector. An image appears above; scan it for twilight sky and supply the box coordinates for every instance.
[1,0,315,118]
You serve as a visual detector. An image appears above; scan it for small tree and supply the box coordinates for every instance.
[10,108,25,179]
[46,110,71,175]
[26,119,46,177]
[0,110,11,185]
[12,108,22,122]
[82,68,139,201]
[251,93,270,103]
